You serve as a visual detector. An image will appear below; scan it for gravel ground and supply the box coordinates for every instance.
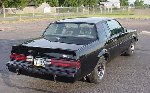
[0,18,150,93]
[0,18,149,39]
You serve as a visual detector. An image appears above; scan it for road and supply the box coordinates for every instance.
[0,19,150,93]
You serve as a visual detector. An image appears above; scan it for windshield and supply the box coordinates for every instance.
[43,23,97,39]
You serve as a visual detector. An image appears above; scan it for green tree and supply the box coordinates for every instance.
[71,0,84,7]
[120,0,129,6]
[63,0,77,7]
[134,0,144,6]
[61,0,70,7]
[0,0,28,9]
[97,0,108,3]
[60,0,97,7]
[96,0,108,5]
[0,0,103,8]
[3,0,28,9]
[2,0,9,8]
[83,0,97,7]
[46,0,59,7]
[58,0,65,6]
[12,0,28,9]
[29,0,45,7]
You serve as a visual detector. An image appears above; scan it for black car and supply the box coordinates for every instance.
[6,17,138,83]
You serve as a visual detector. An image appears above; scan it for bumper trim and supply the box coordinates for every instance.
[6,61,77,77]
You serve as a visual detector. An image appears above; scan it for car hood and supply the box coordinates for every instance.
[22,38,84,51]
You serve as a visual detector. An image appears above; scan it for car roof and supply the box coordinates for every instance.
[57,17,114,24]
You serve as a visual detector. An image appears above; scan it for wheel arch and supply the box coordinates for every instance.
[132,34,138,42]
[98,49,109,62]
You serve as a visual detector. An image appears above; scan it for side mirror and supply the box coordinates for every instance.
[123,27,127,33]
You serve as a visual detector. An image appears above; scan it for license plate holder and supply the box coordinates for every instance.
[34,58,45,67]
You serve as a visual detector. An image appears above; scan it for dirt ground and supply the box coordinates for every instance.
[0,18,150,93]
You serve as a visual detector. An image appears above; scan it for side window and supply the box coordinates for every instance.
[103,22,111,38]
[107,20,123,36]
[96,22,107,41]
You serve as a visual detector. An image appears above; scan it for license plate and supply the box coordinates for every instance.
[34,58,45,67]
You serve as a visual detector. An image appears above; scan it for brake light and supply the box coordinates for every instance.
[10,53,26,61]
[51,59,80,69]
[10,53,18,59]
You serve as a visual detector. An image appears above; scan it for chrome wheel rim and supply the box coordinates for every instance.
[97,62,105,80]
[130,43,135,54]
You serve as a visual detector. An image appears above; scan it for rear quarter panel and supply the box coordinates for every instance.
[75,40,105,80]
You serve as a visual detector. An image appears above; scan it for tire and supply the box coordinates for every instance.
[87,56,106,84]
[125,42,135,56]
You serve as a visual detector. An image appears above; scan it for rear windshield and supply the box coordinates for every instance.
[43,22,97,39]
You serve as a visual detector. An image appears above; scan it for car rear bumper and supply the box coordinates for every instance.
[6,61,78,78]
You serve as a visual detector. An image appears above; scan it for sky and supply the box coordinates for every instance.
[108,0,150,4]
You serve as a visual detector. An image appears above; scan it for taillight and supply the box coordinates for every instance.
[10,53,18,59]
[51,59,80,69]
[10,53,26,61]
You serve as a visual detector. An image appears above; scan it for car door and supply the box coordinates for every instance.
[98,21,120,60]
[115,20,132,53]
[105,20,124,58]
[107,19,132,55]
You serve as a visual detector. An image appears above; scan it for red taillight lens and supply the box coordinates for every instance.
[51,59,80,69]
[10,53,18,59]
[10,53,26,61]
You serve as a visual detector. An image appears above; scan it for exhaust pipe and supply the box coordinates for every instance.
[54,74,57,83]
[16,69,20,75]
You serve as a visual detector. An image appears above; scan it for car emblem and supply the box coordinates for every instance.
[28,50,33,53]
[62,54,69,58]
[56,37,60,40]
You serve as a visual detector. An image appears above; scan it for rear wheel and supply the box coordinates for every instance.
[87,57,106,84]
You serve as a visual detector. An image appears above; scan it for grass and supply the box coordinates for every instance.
[0,12,150,23]
[57,13,150,20]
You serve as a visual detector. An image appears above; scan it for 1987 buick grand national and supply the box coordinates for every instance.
[6,17,138,83]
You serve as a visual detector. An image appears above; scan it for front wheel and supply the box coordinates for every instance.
[87,57,106,84]
[125,42,135,56]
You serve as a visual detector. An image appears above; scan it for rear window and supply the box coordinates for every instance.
[43,23,97,39]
